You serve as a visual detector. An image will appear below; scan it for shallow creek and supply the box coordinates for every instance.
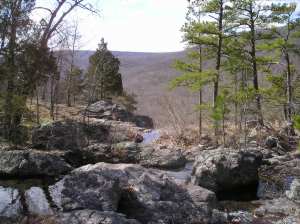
[0,177,58,221]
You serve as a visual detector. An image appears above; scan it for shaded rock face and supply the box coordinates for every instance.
[32,120,144,151]
[0,150,72,177]
[50,162,217,224]
[84,101,153,129]
[191,148,263,195]
[258,156,300,200]
[83,143,186,170]
[82,142,140,164]
[32,120,108,151]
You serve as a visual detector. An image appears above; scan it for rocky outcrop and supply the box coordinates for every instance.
[191,148,263,193]
[50,162,217,224]
[83,101,153,128]
[0,150,72,177]
[258,155,300,200]
[32,120,144,152]
[82,142,140,164]
[32,120,108,151]
[83,101,130,120]
[139,144,186,169]
[254,198,300,223]
[32,121,88,150]
[56,210,141,224]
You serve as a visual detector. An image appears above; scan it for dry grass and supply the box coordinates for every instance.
[25,100,85,127]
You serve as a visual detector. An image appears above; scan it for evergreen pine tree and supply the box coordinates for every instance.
[85,38,123,103]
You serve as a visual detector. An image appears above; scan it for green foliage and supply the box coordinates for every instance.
[210,89,230,122]
[170,63,216,92]
[293,115,300,131]
[85,38,123,102]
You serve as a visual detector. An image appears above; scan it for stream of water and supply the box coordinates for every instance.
[142,130,160,144]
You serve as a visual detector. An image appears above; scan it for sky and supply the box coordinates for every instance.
[34,0,188,52]
[35,0,300,53]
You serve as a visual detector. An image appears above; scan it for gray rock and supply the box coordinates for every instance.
[84,101,132,121]
[210,209,228,224]
[50,169,121,211]
[0,150,72,177]
[258,157,300,199]
[32,121,92,151]
[82,142,140,164]
[0,187,22,219]
[32,119,140,151]
[286,179,300,202]
[228,211,253,224]
[83,142,186,169]
[111,142,140,163]
[57,210,141,224]
[265,136,278,148]
[191,148,263,192]
[139,144,186,169]
[25,187,53,216]
[182,145,213,162]
[83,100,153,128]
[254,198,300,223]
[50,162,217,224]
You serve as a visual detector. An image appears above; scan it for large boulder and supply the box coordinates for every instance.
[50,162,217,224]
[139,144,186,169]
[32,120,144,153]
[191,148,263,193]
[83,101,132,121]
[82,142,140,164]
[258,155,300,200]
[83,101,153,128]
[82,143,186,169]
[32,120,108,151]
[0,150,72,177]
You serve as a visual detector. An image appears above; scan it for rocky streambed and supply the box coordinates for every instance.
[0,101,299,224]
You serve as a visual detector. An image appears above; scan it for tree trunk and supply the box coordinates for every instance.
[4,1,19,140]
[285,51,292,122]
[199,90,203,137]
[249,4,264,126]
[213,0,224,136]
[198,44,203,138]
[50,74,55,120]
[36,86,40,124]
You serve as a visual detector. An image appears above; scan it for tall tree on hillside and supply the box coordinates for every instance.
[231,0,274,126]
[193,0,233,135]
[171,0,214,137]
[65,21,82,107]
[262,3,300,124]
[0,0,35,141]
[85,38,123,103]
